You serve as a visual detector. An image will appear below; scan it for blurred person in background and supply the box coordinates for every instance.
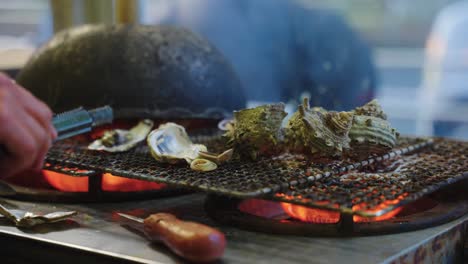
[141,0,377,111]
[419,0,468,139]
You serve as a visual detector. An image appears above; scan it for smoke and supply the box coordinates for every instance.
[143,0,376,111]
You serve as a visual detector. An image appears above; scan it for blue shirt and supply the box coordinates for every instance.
[143,0,377,110]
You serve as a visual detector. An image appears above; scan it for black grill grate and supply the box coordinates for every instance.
[44,136,467,217]
[273,139,468,217]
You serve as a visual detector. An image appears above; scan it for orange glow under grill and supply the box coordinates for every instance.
[281,202,341,223]
[38,119,224,193]
[281,202,402,223]
[274,192,406,223]
[43,170,166,192]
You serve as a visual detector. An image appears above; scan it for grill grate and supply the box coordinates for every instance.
[44,136,467,217]
[273,139,468,217]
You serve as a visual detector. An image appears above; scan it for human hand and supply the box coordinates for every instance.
[0,73,57,178]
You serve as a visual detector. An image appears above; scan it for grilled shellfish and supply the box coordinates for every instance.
[147,122,208,164]
[347,99,399,159]
[353,99,387,120]
[347,111,399,159]
[147,122,233,170]
[88,119,154,152]
[226,103,287,159]
[285,98,354,157]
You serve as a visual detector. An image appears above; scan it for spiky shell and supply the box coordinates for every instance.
[353,99,387,120]
[227,103,287,159]
[348,115,399,159]
[285,98,353,156]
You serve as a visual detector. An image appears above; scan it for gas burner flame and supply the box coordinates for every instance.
[281,203,340,223]
[43,171,166,192]
[238,198,405,223]
[41,120,173,192]
[281,201,403,223]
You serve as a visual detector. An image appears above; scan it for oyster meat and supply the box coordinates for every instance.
[285,98,354,157]
[226,103,287,160]
[147,122,208,164]
[88,119,154,152]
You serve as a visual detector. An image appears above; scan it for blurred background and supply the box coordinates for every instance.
[0,0,467,139]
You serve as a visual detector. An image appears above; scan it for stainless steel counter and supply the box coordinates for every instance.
[0,193,466,264]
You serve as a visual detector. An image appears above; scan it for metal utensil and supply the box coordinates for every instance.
[52,105,114,140]
[119,213,144,224]
[0,105,113,161]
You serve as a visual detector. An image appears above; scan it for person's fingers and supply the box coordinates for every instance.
[0,73,55,178]
[0,73,55,139]
[32,135,52,171]
[15,107,51,171]
[0,72,13,85]
[0,114,38,178]
[14,85,54,135]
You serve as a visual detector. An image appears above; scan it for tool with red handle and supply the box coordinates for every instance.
[118,212,226,263]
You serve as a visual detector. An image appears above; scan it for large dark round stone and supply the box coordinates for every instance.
[16,24,246,118]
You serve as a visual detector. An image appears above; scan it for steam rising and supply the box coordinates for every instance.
[144,0,377,110]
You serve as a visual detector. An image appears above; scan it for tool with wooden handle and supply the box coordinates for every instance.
[0,105,113,160]
[118,213,226,263]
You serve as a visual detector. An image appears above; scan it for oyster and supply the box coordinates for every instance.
[226,103,287,159]
[0,204,77,228]
[147,122,208,164]
[353,99,387,120]
[347,99,399,159]
[88,119,154,152]
[190,159,218,172]
[347,115,399,159]
[285,98,354,157]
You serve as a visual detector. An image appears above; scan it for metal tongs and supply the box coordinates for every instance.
[0,105,114,160]
[0,106,113,226]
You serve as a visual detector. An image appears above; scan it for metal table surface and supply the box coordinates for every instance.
[0,193,466,264]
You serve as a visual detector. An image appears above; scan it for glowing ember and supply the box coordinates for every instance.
[43,170,166,192]
[238,197,405,223]
[43,120,172,192]
[43,170,89,192]
[101,173,166,192]
[281,199,404,223]
[351,194,407,222]
[281,203,340,223]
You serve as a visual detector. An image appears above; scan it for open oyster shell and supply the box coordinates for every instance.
[147,122,208,164]
[88,119,154,152]
[0,204,77,228]
[226,103,287,160]
[285,98,354,157]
